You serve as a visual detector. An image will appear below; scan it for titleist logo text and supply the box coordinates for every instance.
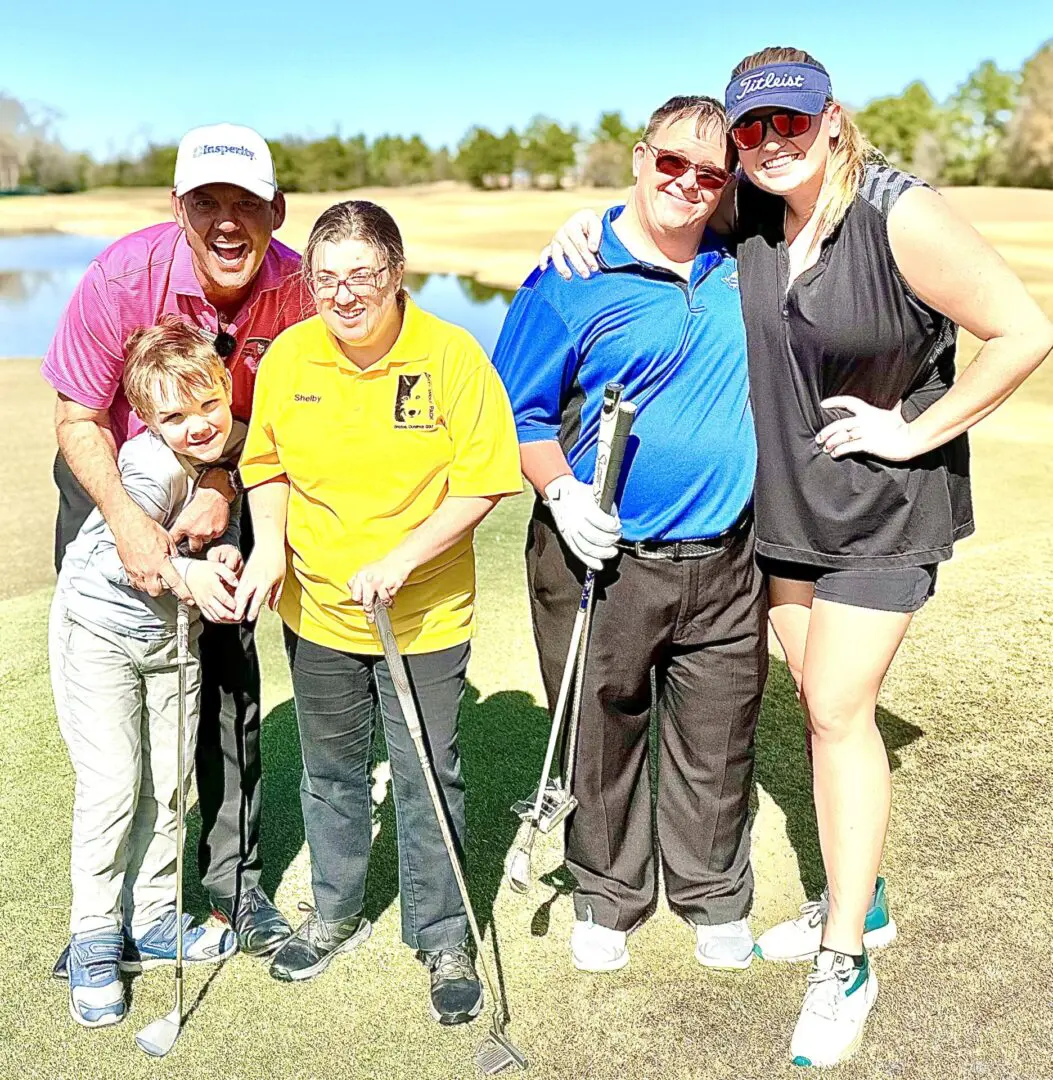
[735,72,806,100]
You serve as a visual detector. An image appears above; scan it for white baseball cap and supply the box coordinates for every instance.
[173,123,276,201]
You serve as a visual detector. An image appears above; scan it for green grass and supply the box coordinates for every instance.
[3,402,1053,1079]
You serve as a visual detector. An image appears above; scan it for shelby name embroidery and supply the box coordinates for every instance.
[735,72,805,100]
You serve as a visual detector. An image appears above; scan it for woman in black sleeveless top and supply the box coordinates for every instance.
[725,47,1052,1068]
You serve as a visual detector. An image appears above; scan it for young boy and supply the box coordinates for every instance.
[50,318,245,1028]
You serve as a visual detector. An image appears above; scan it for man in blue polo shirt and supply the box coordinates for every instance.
[492,95,767,972]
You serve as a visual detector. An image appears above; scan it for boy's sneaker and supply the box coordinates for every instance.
[571,908,629,972]
[269,908,371,982]
[694,918,754,970]
[67,930,125,1028]
[421,945,483,1025]
[120,911,238,972]
[790,949,878,1068]
[754,877,897,963]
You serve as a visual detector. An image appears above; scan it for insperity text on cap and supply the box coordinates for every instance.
[173,123,276,201]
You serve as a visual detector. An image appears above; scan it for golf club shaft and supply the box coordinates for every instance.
[373,607,509,1026]
[524,602,587,822]
[175,602,189,1017]
[562,401,636,796]
[524,385,630,825]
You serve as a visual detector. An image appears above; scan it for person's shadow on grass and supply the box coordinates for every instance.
[184,682,550,938]
[753,657,924,900]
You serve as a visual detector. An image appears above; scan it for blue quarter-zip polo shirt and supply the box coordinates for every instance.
[492,206,756,542]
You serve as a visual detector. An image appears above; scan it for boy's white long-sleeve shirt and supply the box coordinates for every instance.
[58,428,243,641]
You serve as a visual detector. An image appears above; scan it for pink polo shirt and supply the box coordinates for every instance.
[42,221,311,448]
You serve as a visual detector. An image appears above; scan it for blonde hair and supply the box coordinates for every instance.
[124,316,229,425]
[732,46,882,241]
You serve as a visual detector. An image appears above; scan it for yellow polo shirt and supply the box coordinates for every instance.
[240,299,522,654]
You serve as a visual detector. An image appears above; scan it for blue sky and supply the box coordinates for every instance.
[5,1,1048,159]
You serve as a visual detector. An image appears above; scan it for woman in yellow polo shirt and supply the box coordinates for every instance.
[233,200,521,1023]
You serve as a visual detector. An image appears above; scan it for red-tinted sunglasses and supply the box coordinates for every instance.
[730,111,815,151]
[645,144,731,190]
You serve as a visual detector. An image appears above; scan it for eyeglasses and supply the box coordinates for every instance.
[644,145,731,190]
[730,111,815,152]
[311,266,389,299]
[214,331,236,359]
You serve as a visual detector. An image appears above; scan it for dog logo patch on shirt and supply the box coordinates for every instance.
[393,373,436,429]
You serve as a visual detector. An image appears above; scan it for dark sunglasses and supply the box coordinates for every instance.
[644,144,731,190]
[730,111,815,152]
[214,331,237,359]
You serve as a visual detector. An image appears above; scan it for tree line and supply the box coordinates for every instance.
[2,40,1050,194]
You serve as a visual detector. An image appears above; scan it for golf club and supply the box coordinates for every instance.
[373,606,528,1075]
[135,601,190,1058]
[505,386,636,895]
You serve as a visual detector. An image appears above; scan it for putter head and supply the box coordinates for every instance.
[135,1009,181,1057]
[511,787,576,833]
[475,1026,528,1074]
[537,793,577,834]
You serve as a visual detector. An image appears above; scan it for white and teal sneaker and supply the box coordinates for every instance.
[754,877,896,963]
[789,949,878,1067]
[68,930,125,1028]
[120,910,237,972]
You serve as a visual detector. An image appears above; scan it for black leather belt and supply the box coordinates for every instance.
[617,507,752,561]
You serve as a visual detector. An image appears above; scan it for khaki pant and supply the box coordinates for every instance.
[49,594,200,936]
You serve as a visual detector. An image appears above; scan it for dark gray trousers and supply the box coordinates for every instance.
[54,452,263,901]
[526,505,768,932]
[283,628,470,952]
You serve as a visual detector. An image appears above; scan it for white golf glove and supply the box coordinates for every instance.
[544,474,622,571]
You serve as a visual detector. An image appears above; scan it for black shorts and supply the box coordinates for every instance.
[757,556,937,614]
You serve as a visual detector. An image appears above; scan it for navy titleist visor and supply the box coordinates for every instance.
[725,63,832,126]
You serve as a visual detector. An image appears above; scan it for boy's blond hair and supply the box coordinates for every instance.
[123,316,230,425]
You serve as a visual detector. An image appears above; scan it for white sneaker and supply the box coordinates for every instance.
[571,908,628,972]
[789,950,878,1068]
[694,919,754,970]
[754,877,897,963]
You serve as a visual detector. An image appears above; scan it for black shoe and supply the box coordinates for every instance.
[269,907,371,982]
[422,945,483,1025]
[52,943,70,980]
[210,886,292,958]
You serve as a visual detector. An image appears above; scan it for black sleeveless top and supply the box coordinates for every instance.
[736,164,974,569]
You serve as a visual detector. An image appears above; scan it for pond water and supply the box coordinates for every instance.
[0,233,514,359]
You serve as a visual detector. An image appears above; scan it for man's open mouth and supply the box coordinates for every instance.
[211,241,248,266]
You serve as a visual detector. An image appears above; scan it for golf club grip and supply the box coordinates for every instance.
[176,602,190,664]
[597,403,636,514]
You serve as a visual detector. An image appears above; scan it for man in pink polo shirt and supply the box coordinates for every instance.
[43,123,310,962]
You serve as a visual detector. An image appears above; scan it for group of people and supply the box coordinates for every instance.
[42,44,1052,1070]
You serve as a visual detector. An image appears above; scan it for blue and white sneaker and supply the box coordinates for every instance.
[68,930,125,1028]
[789,949,878,1067]
[754,877,897,963]
[120,910,238,972]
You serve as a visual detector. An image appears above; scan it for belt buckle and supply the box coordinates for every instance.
[634,541,664,561]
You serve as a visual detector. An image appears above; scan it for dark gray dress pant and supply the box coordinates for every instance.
[526,504,768,933]
[53,452,263,901]
[283,628,470,952]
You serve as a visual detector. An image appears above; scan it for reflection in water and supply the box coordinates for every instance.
[0,235,515,359]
